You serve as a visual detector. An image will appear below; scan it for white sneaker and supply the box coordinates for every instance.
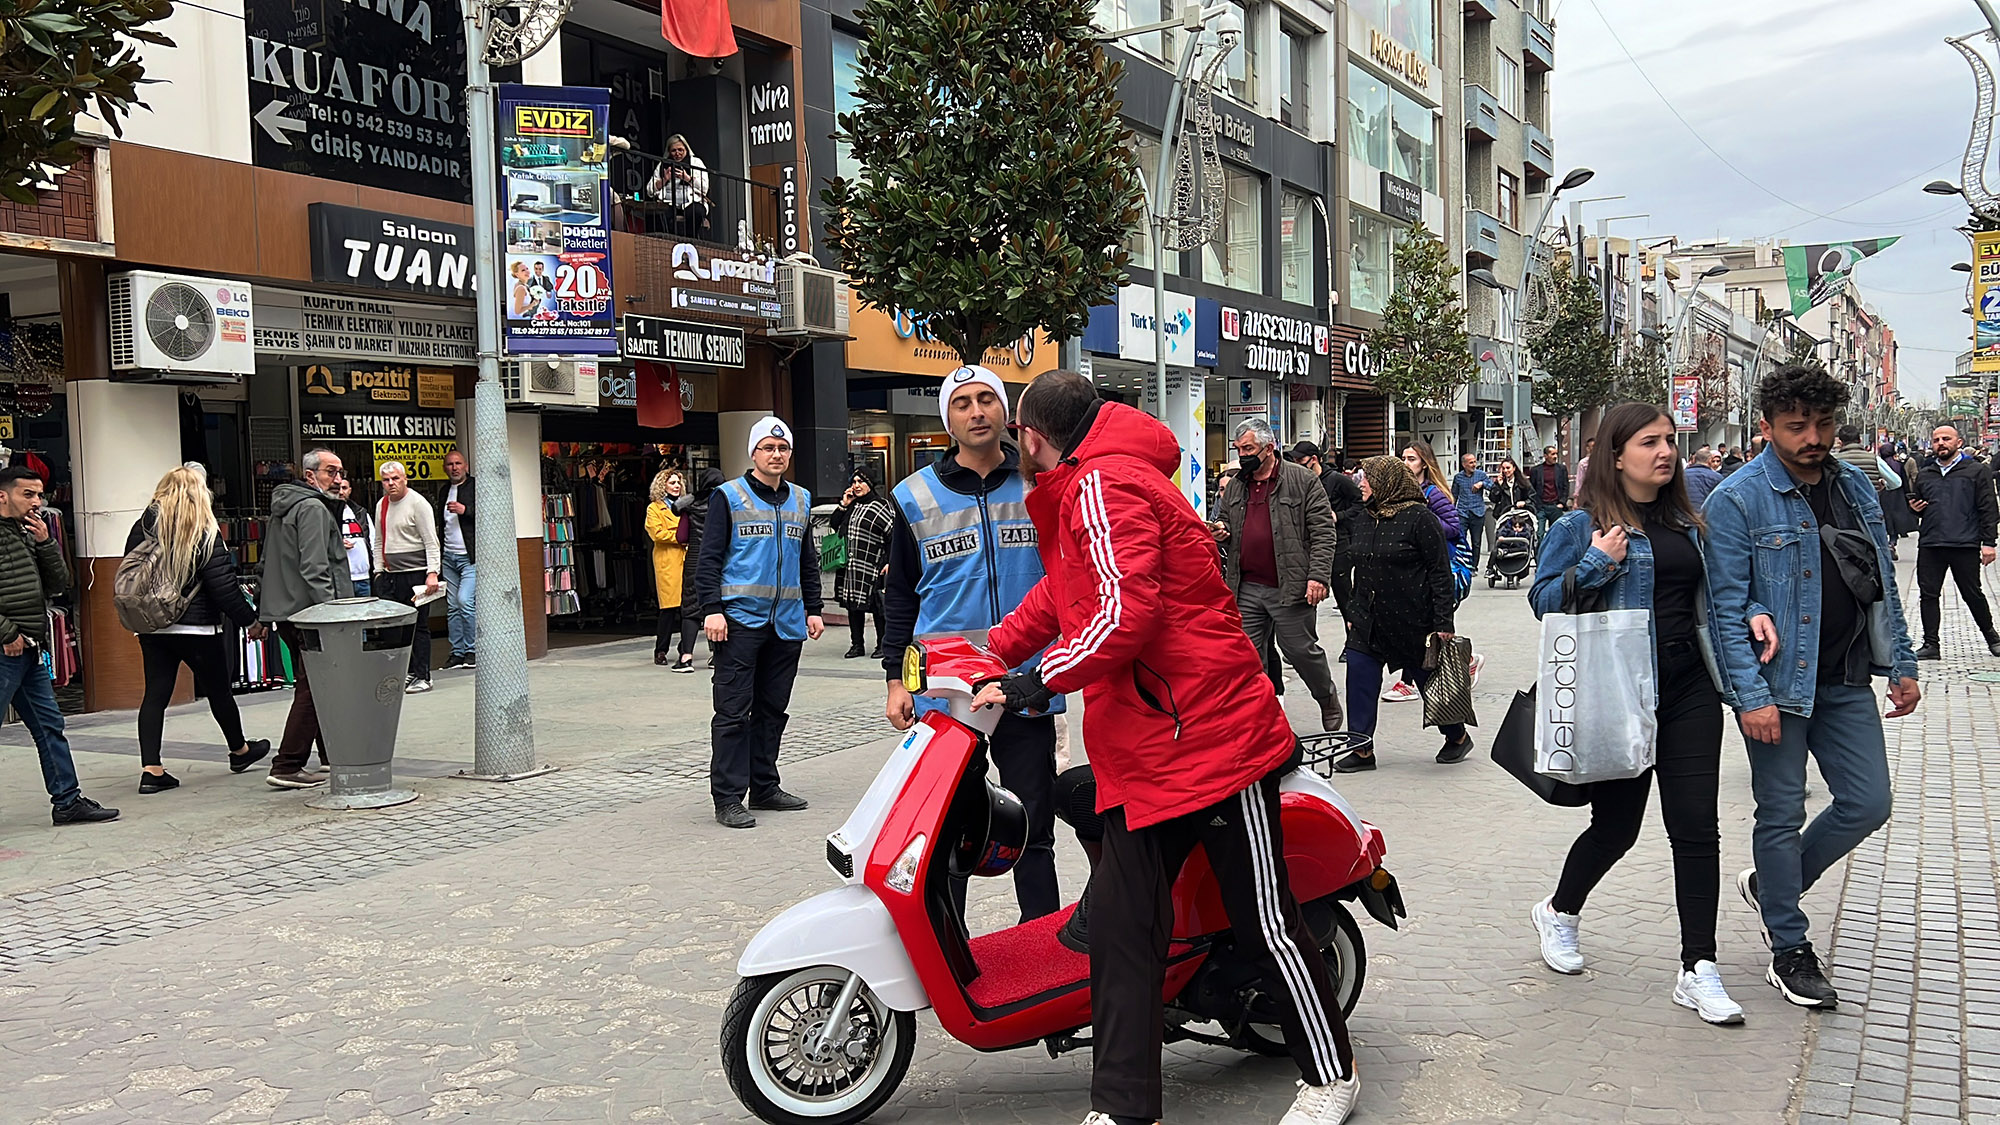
[1279,1074,1360,1125]
[1736,867,1770,949]
[1673,960,1746,1024]
[404,678,433,694]
[1468,652,1486,686]
[1381,680,1419,703]
[1078,1115,1156,1125]
[1531,896,1584,974]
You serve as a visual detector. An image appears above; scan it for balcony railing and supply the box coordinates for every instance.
[1524,9,1555,72]
[1467,210,1502,265]
[1465,84,1500,143]
[1464,0,1499,22]
[1524,121,1554,181]
[614,154,782,253]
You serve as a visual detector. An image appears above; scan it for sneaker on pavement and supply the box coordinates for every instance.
[671,655,695,674]
[405,678,433,694]
[1077,1115,1156,1125]
[442,653,466,670]
[1768,946,1839,1008]
[265,771,325,790]
[1736,867,1770,949]
[749,788,809,812]
[1469,652,1487,687]
[1331,751,1376,773]
[460,652,476,669]
[1058,889,1092,954]
[1531,896,1584,974]
[715,802,757,830]
[1435,735,1473,764]
[1381,680,1419,703]
[1673,960,1746,1024]
[52,796,120,824]
[138,770,180,794]
[1280,1074,1361,1125]
[228,738,271,774]
[1988,636,2000,658]
[1915,643,1941,661]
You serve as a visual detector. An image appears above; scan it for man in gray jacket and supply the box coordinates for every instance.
[1210,418,1342,731]
[260,448,355,789]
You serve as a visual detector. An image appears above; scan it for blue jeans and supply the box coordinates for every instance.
[351,578,372,597]
[442,552,476,655]
[0,650,81,808]
[1342,647,1465,747]
[1744,683,1893,954]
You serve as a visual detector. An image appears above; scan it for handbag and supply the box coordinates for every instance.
[1534,567,1658,785]
[818,531,849,572]
[1489,686,1592,806]
[1419,633,1477,728]
[674,510,691,545]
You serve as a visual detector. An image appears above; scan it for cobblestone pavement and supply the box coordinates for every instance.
[0,566,1982,1124]
[1791,562,2000,1125]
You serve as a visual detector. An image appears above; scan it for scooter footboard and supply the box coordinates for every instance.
[736,883,930,1012]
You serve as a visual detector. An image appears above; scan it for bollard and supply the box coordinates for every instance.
[289,597,422,810]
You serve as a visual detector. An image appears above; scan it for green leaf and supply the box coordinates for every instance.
[30,90,62,118]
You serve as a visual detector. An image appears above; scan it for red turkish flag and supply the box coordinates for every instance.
[636,360,686,430]
[661,0,737,59]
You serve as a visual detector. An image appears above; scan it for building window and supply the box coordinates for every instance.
[1351,0,1436,63]
[1495,51,1521,118]
[1280,27,1312,132]
[1348,64,1437,194]
[1202,164,1263,293]
[832,30,863,184]
[1498,169,1520,228]
[1124,132,1179,276]
[1349,209,1396,315]
[1094,0,1181,68]
[1281,189,1317,306]
[1201,0,1255,105]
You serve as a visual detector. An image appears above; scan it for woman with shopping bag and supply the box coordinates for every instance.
[1329,456,1473,772]
[1524,402,1744,1026]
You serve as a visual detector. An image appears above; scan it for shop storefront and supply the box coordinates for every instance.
[1328,324,1390,460]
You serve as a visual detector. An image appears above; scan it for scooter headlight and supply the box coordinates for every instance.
[883,833,927,895]
[901,645,926,694]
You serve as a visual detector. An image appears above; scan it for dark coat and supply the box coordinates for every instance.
[831,494,895,607]
[0,517,66,646]
[1526,462,1570,508]
[1343,504,1455,674]
[1215,459,1337,604]
[259,481,353,623]
[678,468,725,600]
[125,510,259,630]
[1911,455,2000,549]
[434,474,476,563]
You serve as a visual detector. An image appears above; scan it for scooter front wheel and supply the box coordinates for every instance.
[721,966,917,1125]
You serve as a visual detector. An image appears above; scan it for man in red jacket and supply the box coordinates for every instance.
[974,372,1358,1125]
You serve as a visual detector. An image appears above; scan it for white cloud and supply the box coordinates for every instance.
[1551,0,1983,402]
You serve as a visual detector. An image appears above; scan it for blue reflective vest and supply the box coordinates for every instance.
[718,477,811,640]
[894,465,1063,714]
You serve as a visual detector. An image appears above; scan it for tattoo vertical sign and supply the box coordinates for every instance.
[497,85,619,356]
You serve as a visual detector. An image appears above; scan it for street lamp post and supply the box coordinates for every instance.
[1473,167,1594,465]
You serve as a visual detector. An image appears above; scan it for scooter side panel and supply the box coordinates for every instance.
[1169,790,1376,940]
[736,884,931,1012]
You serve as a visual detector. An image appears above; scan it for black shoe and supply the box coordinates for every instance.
[1436,735,1473,764]
[138,771,180,794]
[749,788,810,812]
[1057,889,1091,954]
[843,645,865,659]
[671,654,695,674]
[460,652,476,669]
[715,802,757,829]
[1767,946,1839,1008]
[1987,637,2000,658]
[868,647,882,660]
[229,739,271,774]
[53,796,120,824]
[1332,751,1376,773]
[443,653,467,670]
[1915,643,1941,661]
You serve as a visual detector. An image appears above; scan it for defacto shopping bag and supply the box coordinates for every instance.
[1534,569,1657,785]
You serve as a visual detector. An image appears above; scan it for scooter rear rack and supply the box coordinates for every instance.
[1297,732,1373,778]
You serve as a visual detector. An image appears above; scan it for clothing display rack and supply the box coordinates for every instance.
[216,507,292,692]
[539,443,703,631]
[544,493,580,617]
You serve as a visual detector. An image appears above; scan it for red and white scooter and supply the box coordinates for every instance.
[721,638,1406,1125]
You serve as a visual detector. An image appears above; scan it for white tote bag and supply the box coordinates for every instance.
[1534,580,1658,785]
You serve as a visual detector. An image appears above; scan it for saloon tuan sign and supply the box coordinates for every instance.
[1220,306,1331,385]
[309,203,474,299]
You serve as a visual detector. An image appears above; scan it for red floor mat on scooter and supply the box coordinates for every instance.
[965,904,1086,1009]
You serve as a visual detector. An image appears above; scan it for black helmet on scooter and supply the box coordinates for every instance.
[948,780,1029,879]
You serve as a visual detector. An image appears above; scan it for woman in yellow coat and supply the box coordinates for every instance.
[645,468,691,668]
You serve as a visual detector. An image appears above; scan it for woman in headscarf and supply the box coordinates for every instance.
[644,468,690,669]
[830,468,896,658]
[1331,456,1472,772]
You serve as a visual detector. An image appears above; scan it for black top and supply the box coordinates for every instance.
[1640,500,1702,645]
[1318,467,1365,530]
[693,471,824,621]
[124,509,259,629]
[880,447,1020,680]
[1343,505,1455,675]
[1802,475,1865,685]
[1910,453,2000,548]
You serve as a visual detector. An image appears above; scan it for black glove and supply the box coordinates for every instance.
[986,671,1053,715]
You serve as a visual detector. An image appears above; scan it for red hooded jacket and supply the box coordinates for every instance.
[988,401,1295,830]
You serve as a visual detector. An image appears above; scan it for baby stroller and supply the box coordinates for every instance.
[1487,503,1537,589]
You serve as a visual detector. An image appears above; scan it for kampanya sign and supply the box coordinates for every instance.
[1369,29,1431,88]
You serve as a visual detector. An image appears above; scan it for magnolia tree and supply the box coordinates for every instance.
[1373,220,1477,408]
[822,0,1144,366]
[1528,258,1616,420]
[1,0,175,202]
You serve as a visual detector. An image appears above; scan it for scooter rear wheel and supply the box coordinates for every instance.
[721,966,917,1125]
[1236,899,1367,1058]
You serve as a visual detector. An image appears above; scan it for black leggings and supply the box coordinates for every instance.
[137,632,245,768]
[846,601,882,650]
[1551,639,1723,969]
[656,606,698,657]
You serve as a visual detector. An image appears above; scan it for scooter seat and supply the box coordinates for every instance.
[965,904,1086,1009]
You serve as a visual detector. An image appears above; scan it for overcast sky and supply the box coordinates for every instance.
[1551,0,1983,403]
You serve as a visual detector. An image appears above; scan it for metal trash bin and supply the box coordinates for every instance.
[289,597,421,810]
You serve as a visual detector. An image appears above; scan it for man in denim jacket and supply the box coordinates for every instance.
[1704,365,1920,1009]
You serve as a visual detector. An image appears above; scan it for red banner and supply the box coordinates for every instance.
[661,0,737,59]
[636,360,686,430]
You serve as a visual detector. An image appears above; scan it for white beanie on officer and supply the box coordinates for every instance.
[747,416,794,460]
[940,364,1009,427]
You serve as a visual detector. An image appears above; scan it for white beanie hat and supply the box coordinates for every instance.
[747,415,794,460]
[940,364,1009,427]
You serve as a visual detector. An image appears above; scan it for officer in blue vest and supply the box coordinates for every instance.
[882,365,1063,921]
[695,416,824,830]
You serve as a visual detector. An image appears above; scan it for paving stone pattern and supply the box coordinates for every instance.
[0,709,890,974]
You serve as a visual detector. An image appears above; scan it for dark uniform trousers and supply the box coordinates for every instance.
[709,621,803,808]
[949,711,1062,923]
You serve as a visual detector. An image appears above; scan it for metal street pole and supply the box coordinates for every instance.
[1153,28,1206,438]
[459,4,544,781]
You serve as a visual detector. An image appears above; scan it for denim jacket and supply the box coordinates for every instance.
[1702,448,1918,717]
[1528,508,1725,693]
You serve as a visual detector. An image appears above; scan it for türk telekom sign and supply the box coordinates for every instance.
[1220,305,1330,386]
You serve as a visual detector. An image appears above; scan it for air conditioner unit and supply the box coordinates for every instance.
[773,261,851,338]
[501,358,596,409]
[107,270,255,383]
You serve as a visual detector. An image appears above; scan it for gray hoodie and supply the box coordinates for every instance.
[259,481,354,623]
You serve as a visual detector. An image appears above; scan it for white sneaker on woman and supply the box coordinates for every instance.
[1531,896,1585,974]
[1279,1074,1361,1125]
[1381,680,1419,703]
[1079,1115,1156,1125]
[1673,960,1746,1024]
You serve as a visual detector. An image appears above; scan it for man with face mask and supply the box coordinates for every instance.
[1210,417,1341,731]
[977,371,1361,1125]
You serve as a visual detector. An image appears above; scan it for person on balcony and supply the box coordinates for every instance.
[646,134,711,239]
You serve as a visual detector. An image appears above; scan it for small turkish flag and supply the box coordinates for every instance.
[661,0,737,59]
[636,359,686,430]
